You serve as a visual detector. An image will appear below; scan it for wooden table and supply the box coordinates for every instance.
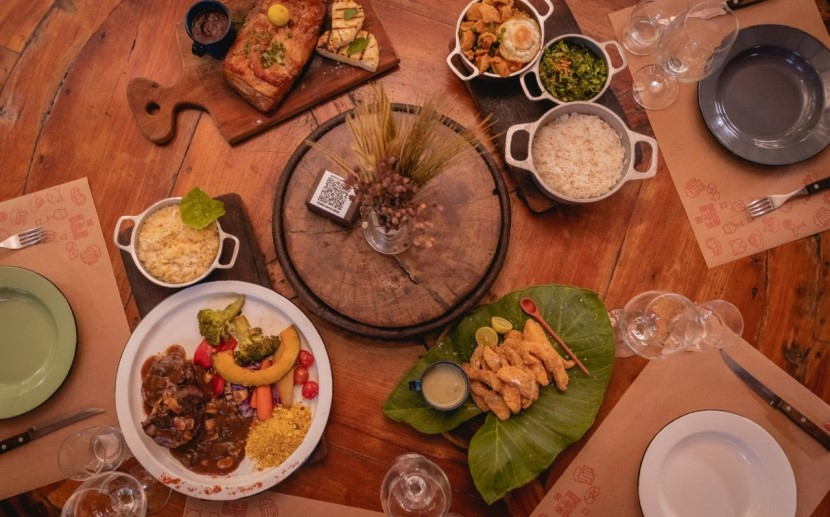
[1,0,828,515]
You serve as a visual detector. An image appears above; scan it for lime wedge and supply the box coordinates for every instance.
[475,326,499,347]
[490,317,513,334]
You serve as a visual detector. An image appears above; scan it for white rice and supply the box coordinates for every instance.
[136,205,219,284]
[531,113,625,199]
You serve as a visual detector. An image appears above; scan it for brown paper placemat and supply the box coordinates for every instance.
[609,0,830,268]
[465,0,654,213]
[0,178,130,500]
[533,339,830,516]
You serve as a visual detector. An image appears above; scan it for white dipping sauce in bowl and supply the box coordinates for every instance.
[415,362,470,411]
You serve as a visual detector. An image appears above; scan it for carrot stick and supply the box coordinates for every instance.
[249,388,258,409]
[254,359,273,420]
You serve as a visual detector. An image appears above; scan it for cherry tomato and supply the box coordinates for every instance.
[293,366,309,385]
[217,335,238,352]
[193,339,213,369]
[301,380,319,400]
[296,350,315,368]
[209,374,225,396]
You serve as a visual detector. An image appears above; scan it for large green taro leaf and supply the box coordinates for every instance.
[382,285,615,504]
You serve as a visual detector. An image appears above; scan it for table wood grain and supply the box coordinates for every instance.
[1,0,828,515]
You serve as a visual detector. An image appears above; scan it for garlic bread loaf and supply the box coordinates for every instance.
[223,0,326,112]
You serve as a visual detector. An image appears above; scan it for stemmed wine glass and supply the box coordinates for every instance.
[632,0,739,110]
[61,471,147,517]
[58,426,171,514]
[621,0,688,55]
[380,453,452,517]
[609,291,744,359]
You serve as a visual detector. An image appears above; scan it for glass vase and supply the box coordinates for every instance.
[362,209,412,255]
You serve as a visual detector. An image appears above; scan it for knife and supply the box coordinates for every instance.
[720,350,830,450]
[0,407,105,454]
[725,0,768,9]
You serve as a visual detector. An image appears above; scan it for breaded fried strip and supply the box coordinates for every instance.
[497,365,539,401]
[470,381,510,421]
[482,346,502,371]
[499,384,522,414]
[522,320,570,391]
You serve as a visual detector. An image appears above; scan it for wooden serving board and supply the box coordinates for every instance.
[464,0,653,213]
[273,105,511,340]
[127,0,399,145]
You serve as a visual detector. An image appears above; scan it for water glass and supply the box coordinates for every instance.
[61,471,147,517]
[610,291,743,359]
[621,0,688,55]
[380,453,451,517]
[58,426,130,481]
[632,0,739,110]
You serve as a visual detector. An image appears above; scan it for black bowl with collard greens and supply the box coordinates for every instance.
[382,284,615,505]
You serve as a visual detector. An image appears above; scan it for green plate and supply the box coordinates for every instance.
[0,266,77,418]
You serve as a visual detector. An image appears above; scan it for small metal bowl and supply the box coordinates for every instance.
[504,102,658,204]
[409,361,470,411]
[446,0,554,82]
[113,197,239,288]
[521,34,627,104]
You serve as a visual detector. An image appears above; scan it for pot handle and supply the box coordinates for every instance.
[214,230,240,269]
[601,40,628,77]
[505,123,534,171]
[520,69,548,102]
[446,46,481,82]
[625,132,659,180]
[113,215,140,252]
[529,0,555,23]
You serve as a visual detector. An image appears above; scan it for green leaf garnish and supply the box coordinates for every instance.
[179,187,225,229]
[347,37,368,55]
[343,7,358,20]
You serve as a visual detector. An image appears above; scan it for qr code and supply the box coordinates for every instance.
[316,173,351,214]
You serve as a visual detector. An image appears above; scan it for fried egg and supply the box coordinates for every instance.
[498,16,542,64]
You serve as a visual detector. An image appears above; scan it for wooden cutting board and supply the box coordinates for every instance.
[127,0,399,145]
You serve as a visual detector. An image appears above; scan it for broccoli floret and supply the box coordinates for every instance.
[198,296,245,346]
[230,315,281,365]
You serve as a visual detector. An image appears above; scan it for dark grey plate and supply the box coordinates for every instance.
[698,24,830,166]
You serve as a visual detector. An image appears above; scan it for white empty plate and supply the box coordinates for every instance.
[638,410,796,517]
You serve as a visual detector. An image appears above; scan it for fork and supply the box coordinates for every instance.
[746,177,830,218]
[0,227,46,250]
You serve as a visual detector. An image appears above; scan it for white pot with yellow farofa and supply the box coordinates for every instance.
[114,197,240,288]
[504,102,659,204]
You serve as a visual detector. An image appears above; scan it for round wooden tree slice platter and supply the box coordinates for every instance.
[273,105,510,340]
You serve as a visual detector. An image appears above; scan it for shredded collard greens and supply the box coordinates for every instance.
[539,40,608,102]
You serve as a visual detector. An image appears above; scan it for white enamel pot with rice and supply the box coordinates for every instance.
[447,0,554,81]
[521,34,627,103]
[505,102,659,203]
[114,197,240,288]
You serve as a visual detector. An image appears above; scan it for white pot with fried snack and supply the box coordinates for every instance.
[446,0,553,81]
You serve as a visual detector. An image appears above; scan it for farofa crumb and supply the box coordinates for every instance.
[246,404,312,470]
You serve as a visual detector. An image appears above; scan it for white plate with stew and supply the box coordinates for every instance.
[115,280,332,500]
